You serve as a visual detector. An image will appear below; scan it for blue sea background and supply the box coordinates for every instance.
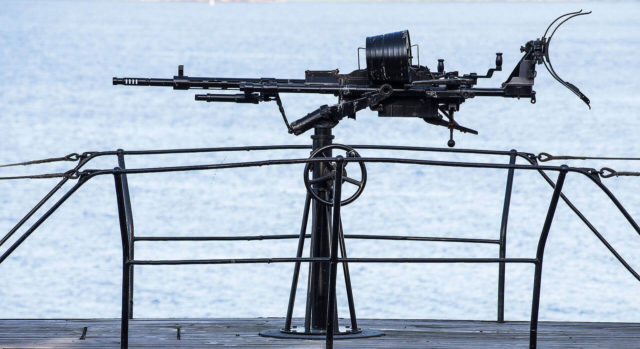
[1,0,640,323]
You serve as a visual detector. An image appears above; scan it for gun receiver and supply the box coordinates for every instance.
[114,11,590,147]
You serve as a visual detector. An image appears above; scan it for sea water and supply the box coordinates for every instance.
[0,0,639,322]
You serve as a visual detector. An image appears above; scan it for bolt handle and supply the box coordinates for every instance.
[437,59,445,73]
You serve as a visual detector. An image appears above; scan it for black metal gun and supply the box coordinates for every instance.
[113,11,590,147]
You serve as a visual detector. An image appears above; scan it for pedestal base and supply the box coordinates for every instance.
[259,327,384,340]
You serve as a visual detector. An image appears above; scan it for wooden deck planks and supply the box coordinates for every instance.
[0,318,639,348]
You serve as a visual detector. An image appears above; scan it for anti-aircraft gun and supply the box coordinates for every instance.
[113,11,590,147]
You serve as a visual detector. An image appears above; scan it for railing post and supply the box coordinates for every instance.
[0,178,87,265]
[325,156,344,349]
[338,220,358,331]
[284,193,312,331]
[498,149,516,322]
[529,166,567,349]
[114,167,132,349]
[117,149,135,319]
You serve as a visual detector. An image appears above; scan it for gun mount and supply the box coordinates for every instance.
[113,11,590,147]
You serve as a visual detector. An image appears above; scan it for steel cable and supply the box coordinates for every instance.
[0,153,80,168]
[537,152,640,177]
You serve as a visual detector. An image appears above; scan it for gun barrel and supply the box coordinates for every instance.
[112,77,174,87]
[113,76,306,90]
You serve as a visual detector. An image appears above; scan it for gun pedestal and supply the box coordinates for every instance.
[259,125,383,340]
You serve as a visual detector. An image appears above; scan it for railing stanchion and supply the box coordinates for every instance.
[325,156,344,349]
[285,193,312,331]
[117,150,135,319]
[338,220,358,331]
[498,149,516,322]
[0,179,87,265]
[114,168,132,349]
[529,166,567,349]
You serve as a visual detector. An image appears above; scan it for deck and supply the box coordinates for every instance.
[1,318,639,348]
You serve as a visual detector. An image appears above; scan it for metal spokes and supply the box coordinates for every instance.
[303,144,367,206]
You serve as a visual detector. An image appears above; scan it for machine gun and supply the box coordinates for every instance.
[113,11,590,147]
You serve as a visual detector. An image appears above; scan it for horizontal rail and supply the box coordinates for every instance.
[128,257,331,265]
[347,235,500,244]
[121,145,310,155]
[128,257,536,265]
[0,145,520,168]
[338,257,538,263]
[134,234,500,244]
[82,156,586,180]
[117,144,515,156]
[134,234,304,241]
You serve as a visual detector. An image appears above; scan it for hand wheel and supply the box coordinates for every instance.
[303,144,367,206]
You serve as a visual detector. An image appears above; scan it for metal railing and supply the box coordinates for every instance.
[1,145,639,349]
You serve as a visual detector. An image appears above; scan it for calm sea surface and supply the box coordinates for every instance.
[1,0,639,322]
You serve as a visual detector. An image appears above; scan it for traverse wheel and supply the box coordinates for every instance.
[303,144,367,206]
